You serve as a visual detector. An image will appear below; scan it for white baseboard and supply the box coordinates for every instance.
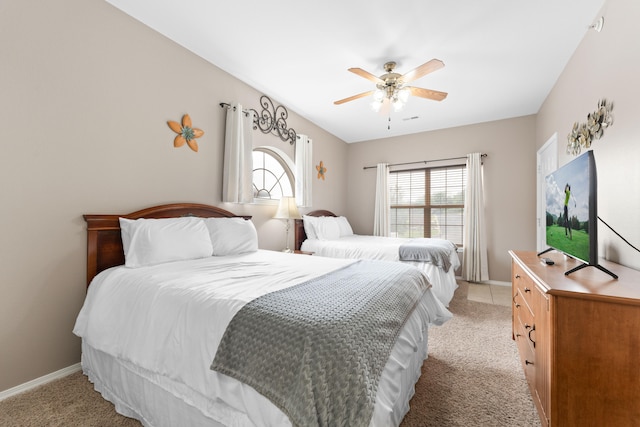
[484,280,511,287]
[0,363,81,401]
[455,277,510,287]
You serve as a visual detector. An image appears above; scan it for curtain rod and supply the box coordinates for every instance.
[363,153,487,170]
[219,102,251,115]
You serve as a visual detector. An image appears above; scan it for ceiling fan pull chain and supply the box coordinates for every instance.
[388,115,391,130]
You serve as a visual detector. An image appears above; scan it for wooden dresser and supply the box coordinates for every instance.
[509,250,640,427]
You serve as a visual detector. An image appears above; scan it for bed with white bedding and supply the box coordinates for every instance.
[294,210,461,306]
[74,203,452,427]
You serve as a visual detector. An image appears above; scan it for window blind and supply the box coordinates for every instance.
[389,165,466,245]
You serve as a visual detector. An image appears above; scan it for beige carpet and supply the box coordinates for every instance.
[400,281,540,426]
[0,281,540,426]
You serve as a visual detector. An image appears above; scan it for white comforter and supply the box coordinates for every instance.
[73,249,451,427]
[301,235,461,306]
[301,235,458,265]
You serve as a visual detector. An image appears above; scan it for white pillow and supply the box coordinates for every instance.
[119,217,213,268]
[203,217,258,256]
[302,215,319,240]
[314,216,341,240]
[336,216,354,237]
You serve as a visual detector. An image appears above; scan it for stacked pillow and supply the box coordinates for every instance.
[302,215,320,240]
[336,216,354,237]
[203,217,259,256]
[119,216,258,268]
[302,215,353,241]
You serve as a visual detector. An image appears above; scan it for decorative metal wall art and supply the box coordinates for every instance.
[566,99,613,156]
[167,114,203,152]
[249,95,297,145]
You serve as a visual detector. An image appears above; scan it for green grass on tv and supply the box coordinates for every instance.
[546,224,590,261]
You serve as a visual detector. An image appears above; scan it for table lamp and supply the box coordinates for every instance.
[273,196,302,253]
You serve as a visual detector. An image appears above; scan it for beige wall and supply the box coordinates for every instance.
[536,0,640,270]
[0,0,347,392]
[346,116,538,283]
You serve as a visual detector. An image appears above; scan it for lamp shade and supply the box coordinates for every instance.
[274,196,302,220]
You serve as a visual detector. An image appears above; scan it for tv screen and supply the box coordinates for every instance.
[544,150,597,265]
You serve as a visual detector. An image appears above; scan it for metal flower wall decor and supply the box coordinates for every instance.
[316,161,327,180]
[167,114,204,152]
[566,99,613,156]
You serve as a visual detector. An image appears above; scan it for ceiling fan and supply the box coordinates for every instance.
[334,59,448,112]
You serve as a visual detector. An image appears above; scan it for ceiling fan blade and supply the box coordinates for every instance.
[408,86,448,101]
[348,68,384,84]
[401,59,444,83]
[334,90,375,105]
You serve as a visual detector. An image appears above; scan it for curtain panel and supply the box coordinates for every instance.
[373,163,390,236]
[222,103,254,204]
[462,152,489,282]
[295,134,313,207]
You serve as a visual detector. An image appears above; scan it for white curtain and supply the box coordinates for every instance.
[295,134,313,207]
[373,163,390,236]
[462,153,489,282]
[222,103,254,203]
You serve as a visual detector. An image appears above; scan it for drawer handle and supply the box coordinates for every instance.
[515,274,521,279]
[524,323,531,330]
[515,333,522,338]
[512,294,521,308]
[524,287,531,293]
[525,360,534,366]
[528,325,536,348]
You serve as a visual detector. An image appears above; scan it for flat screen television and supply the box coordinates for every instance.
[539,150,617,279]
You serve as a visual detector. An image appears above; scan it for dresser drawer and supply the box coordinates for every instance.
[514,320,536,393]
[513,263,536,313]
[515,307,535,353]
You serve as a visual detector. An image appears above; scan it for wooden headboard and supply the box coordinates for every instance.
[294,209,337,251]
[83,203,250,286]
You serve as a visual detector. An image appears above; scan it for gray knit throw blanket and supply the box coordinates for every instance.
[211,260,429,427]
[399,238,456,272]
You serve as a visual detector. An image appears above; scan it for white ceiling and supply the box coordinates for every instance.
[106,0,605,143]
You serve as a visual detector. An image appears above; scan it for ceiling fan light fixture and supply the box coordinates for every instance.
[373,88,385,102]
[392,98,405,112]
[397,87,410,103]
[389,87,410,112]
[371,99,383,112]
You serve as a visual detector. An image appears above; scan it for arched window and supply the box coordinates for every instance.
[252,147,295,201]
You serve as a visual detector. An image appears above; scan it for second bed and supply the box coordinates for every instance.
[295,210,460,306]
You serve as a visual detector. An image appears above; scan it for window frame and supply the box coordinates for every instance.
[251,146,296,204]
[389,164,466,245]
